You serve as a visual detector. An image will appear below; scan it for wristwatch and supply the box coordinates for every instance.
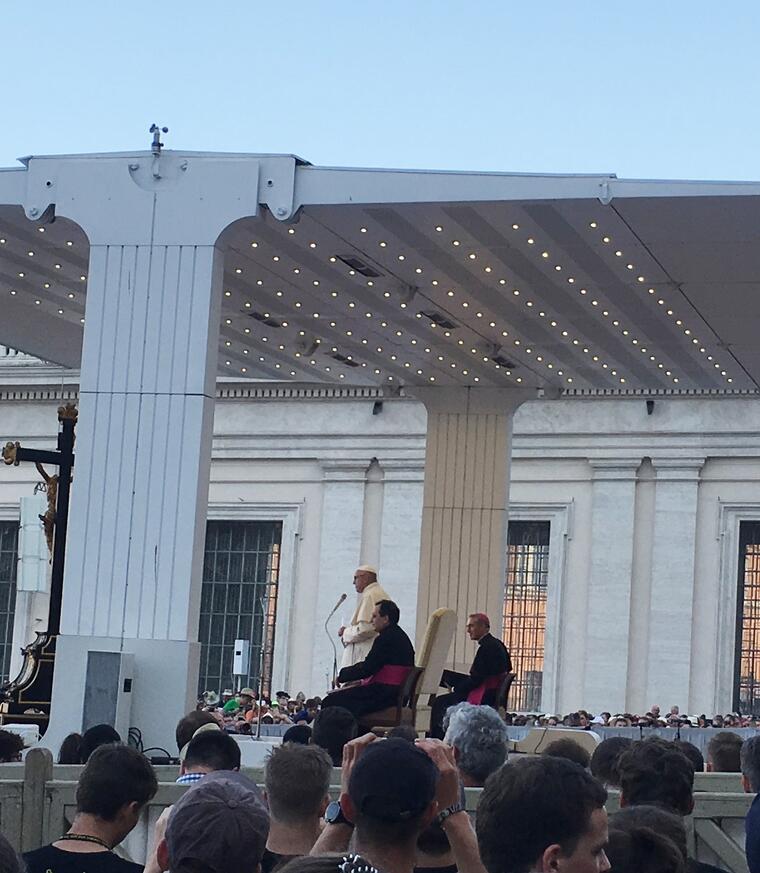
[436,802,465,827]
[324,800,353,827]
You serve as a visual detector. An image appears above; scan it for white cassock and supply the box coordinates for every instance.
[340,580,390,669]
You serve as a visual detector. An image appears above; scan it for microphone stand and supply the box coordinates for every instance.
[324,596,345,691]
[256,595,270,743]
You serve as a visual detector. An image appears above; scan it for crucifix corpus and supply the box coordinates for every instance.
[0,403,77,731]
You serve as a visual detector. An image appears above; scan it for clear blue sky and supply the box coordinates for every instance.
[3,1,760,180]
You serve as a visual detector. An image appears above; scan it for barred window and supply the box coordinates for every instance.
[199,521,282,698]
[0,523,18,683]
[735,521,760,715]
[503,521,550,712]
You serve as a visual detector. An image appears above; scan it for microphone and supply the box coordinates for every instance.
[326,592,347,621]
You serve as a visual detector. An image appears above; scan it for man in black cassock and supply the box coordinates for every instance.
[321,599,415,718]
[430,612,512,738]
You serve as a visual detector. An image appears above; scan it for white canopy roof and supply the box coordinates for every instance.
[1,152,759,392]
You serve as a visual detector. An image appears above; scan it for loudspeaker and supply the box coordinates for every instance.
[82,651,134,739]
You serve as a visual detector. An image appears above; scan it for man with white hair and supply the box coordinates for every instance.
[443,702,509,787]
[339,565,389,668]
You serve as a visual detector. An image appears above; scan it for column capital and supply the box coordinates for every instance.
[588,459,642,481]
[651,457,705,481]
[22,152,299,246]
[410,385,535,416]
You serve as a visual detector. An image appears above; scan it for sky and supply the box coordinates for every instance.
[3,1,760,180]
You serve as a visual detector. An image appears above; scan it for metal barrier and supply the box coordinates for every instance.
[0,750,751,873]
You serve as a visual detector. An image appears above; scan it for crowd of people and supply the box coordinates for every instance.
[505,705,760,730]
[4,700,760,873]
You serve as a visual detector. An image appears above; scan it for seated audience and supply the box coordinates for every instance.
[311,706,358,766]
[541,738,591,770]
[293,699,320,725]
[675,740,704,773]
[0,729,24,763]
[263,743,333,872]
[79,725,121,764]
[706,731,742,773]
[590,736,633,788]
[58,733,84,765]
[156,771,269,873]
[322,600,415,719]
[24,744,157,873]
[476,756,609,873]
[443,702,508,786]
[282,724,312,745]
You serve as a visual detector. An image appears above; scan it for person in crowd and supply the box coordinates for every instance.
[175,711,219,756]
[143,726,241,873]
[280,856,380,873]
[706,731,742,773]
[388,724,418,742]
[675,741,704,773]
[590,736,633,789]
[178,729,240,783]
[611,806,688,864]
[79,725,121,764]
[618,738,694,816]
[58,733,83,765]
[0,729,24,763]
[312,735,483,873]
[618,738,726,873]
[541,738,591,770]
[156,771,269,873]
[322,600,415,719]
[283,724,312,745]
[293,698,320,724]
[262,743,333,872]
[311,706,358,766]
[606,817,685,873]
[431,614,511,739]
[339,566,390,669]
[476,756,610,873]
[742,735,760,873]
[443,702,508,787]
[24,744,157,873]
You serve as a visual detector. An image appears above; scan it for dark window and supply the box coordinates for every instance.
[0,523,18,683]
[735,521,760,715]
[503,520,550,712]
[199,521,282,698]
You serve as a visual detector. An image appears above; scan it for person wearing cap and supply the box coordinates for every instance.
[312,734,485,873]
[322,600,415,718]
[431,613,512,739]
[156,771,269,873]
[339,566,390,669]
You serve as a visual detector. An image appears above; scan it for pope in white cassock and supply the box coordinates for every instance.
[338,565,390,668]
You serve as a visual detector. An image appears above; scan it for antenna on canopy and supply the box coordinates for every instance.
[149,124,169,156]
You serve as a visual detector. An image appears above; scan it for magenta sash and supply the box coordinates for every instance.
[361,664,412,687]
[467,672,507,705]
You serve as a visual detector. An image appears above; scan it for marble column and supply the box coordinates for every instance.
[583,460,640,713]
[310,462,365,693]
[645,458,704,709]
[413,387,531,668]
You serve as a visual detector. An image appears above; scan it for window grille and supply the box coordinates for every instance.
[503,521,550,712]
[0,523,18,683]
[199,521,282,698]
[735,521,760,715]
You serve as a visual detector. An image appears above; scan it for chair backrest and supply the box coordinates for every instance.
[416,608,457,696]
[399,666,424,709]
[496,672,516,718]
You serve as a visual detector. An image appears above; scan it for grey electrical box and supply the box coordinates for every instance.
[82,651,134,739]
